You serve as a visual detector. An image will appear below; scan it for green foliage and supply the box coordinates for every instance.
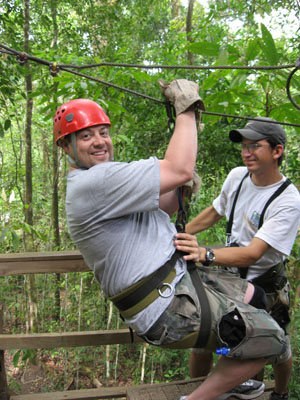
[0,0,299,394]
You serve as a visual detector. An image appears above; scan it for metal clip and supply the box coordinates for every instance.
[50,62,59,77]
[17,52,26,66]
[158,282,174,298]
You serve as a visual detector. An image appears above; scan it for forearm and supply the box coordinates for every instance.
[174,235,269,267]
[199,238,270,267]
[186,206,222,234]
[210,247,259,267]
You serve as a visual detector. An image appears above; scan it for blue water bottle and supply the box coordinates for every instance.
[216,347,230,356]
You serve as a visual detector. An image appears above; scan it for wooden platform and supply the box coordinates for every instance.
[126,378,275,400]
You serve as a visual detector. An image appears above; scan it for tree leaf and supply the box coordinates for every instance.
[4,119,11,130]
[259,23,279,65]
[245,38,260,62]
[188,41,220,56]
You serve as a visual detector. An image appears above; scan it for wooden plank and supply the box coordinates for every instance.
[0,329,143,350]
[127,379,275,400]
[9,379,205,400]
[8,378,276,400]
[0,251,90,276]
[9,386,127,399]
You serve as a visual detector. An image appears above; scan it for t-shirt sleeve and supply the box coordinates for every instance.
[91,157,161,219]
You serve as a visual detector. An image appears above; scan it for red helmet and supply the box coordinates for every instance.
[53,99,111,145]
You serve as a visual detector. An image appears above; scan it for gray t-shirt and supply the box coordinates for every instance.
[66,157,185,334]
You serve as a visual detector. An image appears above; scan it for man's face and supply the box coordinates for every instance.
[240,138,282,174]
[63,124,114,169]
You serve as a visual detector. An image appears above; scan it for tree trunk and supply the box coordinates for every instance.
[171,0,180,18]
[0,306,9,400]
[50,0,61,323]
[23,0,38,361]
[186,0,195,65]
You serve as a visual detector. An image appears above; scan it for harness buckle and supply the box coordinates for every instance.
[158,282,174,298]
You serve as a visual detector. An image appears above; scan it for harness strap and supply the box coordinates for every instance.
[109,251,181,318]
[187,261,212,348]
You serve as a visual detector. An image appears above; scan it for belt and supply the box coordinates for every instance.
[109,251,180,319]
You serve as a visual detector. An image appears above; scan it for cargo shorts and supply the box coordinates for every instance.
[142,266,288,361]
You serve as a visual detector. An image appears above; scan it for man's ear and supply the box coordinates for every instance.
[273,144,284,161]
[59,138,71,154]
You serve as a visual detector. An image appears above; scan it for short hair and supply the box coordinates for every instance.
[266,137,284,166]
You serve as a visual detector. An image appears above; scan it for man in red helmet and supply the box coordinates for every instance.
[54,80,288,400]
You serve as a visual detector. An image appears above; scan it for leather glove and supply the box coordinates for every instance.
[182,170,202,199]
[159,79,205,115]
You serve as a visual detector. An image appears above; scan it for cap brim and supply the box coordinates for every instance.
[229,128,267,143]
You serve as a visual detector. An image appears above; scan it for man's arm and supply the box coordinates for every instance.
[174,234,270,267]
[159,190,178,216]
[159,111,197,194]
[186,205,223,234]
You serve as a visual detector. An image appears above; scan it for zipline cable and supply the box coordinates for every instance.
[1,43,300,127]
[0,43,295,71]
[286,56,300,111]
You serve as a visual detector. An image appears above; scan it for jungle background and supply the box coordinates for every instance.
[0,0,299,397]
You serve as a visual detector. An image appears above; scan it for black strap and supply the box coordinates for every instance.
[258,179,291,228]
[226,172,249,246]
[175,186,211,347]
[187,261,211,347]
[175,187,186,233]
[113,251,181,312]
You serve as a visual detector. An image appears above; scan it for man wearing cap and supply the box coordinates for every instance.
[184,117,300,400]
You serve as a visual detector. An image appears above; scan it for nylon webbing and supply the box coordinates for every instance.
[258,179,291,228]
[110,250,181,312]
[225,172,249,247]
[187,261,212,348]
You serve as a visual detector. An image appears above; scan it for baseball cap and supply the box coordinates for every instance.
[229,117,286,146]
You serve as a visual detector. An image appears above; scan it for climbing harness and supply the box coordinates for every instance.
[109,171,212,349]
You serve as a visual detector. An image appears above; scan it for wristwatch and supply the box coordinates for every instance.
[202,248,216,266]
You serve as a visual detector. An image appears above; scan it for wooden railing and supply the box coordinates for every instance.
[0,252,276,400]
[0,251,143,400]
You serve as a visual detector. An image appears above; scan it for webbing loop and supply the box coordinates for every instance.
[165,100,176,135]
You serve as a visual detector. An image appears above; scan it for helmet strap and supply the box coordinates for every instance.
[70,133,88,169]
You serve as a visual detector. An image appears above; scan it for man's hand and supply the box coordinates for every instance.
[174,232,206,262]
[159,79,205,115]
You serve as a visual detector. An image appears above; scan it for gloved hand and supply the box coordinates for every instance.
[159,79,205,115]
[182,170,202,199]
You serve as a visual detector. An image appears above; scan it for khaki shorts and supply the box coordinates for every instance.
[142,267,288,361]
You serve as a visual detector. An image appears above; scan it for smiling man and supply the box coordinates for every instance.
[185,117,300,400]
[53,92,291,400]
